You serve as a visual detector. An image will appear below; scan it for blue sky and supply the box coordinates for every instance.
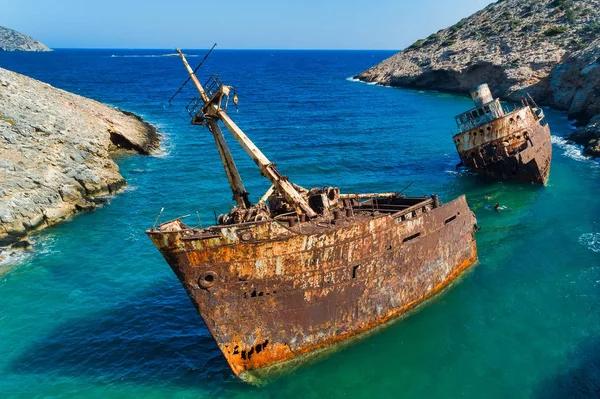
[2,0,493,49]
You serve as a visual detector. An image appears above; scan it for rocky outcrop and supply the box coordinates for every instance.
[0,67,160,247]
[0,26,51,52]
[357,0,600,155]
[567,115,600,157]
[550,38,600,123]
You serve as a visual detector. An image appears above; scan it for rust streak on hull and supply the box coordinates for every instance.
[148,52,480,382]
[147,195,478,378]
[239,241,478,382]
[453,84,552,184]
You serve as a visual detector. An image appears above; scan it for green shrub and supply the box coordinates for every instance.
[408,39,426,50]
[542,26,569,36]
[441,39,456,47]
[564,9,576,23]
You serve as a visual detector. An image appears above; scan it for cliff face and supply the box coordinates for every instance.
[0,68,160,247]
[357,0,600,154]
[0,26,51,52]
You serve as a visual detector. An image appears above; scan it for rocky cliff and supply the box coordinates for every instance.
[357,0,600,155]
[0,68,160,248]
[0,26,51,52]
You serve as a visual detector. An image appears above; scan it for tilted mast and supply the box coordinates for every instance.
[177,50,250,209]
[176,49,317,218]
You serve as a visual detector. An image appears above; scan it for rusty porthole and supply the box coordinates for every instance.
[240,231,253,241]
[199,271,217,289]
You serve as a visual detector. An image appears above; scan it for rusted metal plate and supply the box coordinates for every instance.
[149,52,480,382]
[147,195,478,379]
[452,106,552,184]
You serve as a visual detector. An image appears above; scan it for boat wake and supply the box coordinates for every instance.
[579,233,600,253]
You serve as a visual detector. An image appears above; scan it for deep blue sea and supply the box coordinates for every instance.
[1,49,599,398]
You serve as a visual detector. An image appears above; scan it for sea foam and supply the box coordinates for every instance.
[551,135,590,163]
[346,76,378,85]
[579,233,600,253]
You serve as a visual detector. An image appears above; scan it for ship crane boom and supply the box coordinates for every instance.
[176,49,317,218]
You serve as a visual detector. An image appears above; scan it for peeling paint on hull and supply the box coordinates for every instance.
[147,195,478,380]
[453,86,552,184]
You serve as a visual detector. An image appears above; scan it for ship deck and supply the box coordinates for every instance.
[154,195,436,239]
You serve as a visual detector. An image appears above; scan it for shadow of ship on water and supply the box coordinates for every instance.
[9,278,242,393]
[535,337,600,399]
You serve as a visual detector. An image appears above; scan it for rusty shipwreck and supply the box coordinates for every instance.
[453,84,552,184]
[147,49,479,381]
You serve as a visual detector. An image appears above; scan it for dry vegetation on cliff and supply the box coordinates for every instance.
[357,0,600,155]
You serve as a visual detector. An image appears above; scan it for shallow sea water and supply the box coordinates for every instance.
[1,49,599,398]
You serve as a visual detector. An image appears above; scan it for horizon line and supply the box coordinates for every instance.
[40,47,401,52]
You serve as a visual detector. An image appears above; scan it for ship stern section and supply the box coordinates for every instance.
[453,99,552,184]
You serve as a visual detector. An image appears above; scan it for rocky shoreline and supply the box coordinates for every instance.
[567,116,600,156]
[356,0,600,156]
[0,67,160,250]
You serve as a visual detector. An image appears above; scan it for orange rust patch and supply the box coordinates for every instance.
[224,241,478,375]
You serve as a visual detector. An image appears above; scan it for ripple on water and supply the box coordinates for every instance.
[579,233,600,253]
[1,49,600,399]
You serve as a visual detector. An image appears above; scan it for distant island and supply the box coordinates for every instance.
[357,0,600,156]
[0,25,51,52]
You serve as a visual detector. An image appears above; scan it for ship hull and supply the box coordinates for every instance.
[453,106,552,184]
[147,196,477,379]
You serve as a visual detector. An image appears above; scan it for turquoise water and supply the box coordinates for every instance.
[1,50,599,398]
